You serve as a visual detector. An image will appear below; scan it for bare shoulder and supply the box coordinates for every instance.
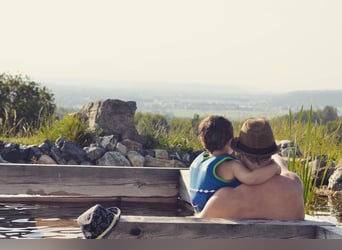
[267,170,303,194]
[218,158,242,168]
[216,159,241,180]
[281,170,303,183]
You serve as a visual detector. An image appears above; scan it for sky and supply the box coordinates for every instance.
[1,0,342,93]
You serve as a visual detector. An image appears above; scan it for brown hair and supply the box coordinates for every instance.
[198,115,233,153]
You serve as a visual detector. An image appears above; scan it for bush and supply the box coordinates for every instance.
[38,114,99,147]
[0,73,55,136]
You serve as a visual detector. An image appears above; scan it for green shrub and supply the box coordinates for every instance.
[0,73,55,136]
[38,114,99,147]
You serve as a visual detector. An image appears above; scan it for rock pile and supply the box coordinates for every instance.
[0,135,191,168]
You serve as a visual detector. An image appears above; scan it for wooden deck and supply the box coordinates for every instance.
[0,163,341,239]
[108,215,342,239]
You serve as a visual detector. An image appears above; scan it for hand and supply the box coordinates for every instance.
[268,159,281,174]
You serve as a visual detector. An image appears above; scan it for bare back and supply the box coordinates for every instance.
[199,169,305,220]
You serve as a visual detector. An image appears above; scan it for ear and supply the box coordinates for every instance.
[227,138,233,146]
[226,139,233,154]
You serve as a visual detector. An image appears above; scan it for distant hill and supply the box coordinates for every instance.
[270,90,342,110]
[45,82,342,119]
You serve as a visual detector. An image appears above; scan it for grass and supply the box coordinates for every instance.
[1,108,342,212]
[271,107,342,212]
[0,114,99,147]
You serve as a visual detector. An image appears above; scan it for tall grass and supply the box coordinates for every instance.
[272,107,342,212]
[0,113,98,147]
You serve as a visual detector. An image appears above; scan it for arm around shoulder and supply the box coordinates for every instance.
[231,161,280,185]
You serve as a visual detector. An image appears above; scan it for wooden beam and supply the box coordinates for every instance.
[108,215,342,239]
[316,225,342,239]
[179,169,191,204]
[0,195,177,204]
[0,163,181,198]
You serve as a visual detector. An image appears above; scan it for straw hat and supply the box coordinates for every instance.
[231,118,280,156]
[77,204,121,239]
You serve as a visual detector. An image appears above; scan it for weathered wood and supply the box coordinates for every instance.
[316,226,342,239]
[0,195,176,204]
[1,163,341,239]
[0,163,180,200]
[108,215,341,239]
[179,169,191,204]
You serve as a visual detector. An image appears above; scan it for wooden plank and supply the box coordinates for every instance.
[0,163,180,198]
[316,226,342,239]
[108,215,334,239]
[179,169,191,204]
[0,195,176,204]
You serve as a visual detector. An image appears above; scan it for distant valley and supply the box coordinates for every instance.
[45,82,342,121]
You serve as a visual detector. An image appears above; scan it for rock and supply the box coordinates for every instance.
[2,144,32,163]
[314,165,336,187]
[66,159,78,165]
[154,149,169,159]
[278,140,302,157]
[328,159,342,191]
[79,99,140,141]
[127,151,145,166]
[120,139,143,152]
[59,140,89,164]
[35,154,57,164]
[38,140,55,154]
[189,150,204,163]
[26,145,43,162]
[144,155,178,168]
[96,151,132,166]
[50,146,66,165]
[84,145,106,161]
[116,142,127,155]
[310,155,336,187]
[96,135,119,151]
[174,159,188,168]
[0,154,8,163]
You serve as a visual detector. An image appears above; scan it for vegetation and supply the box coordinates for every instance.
[1,73,342,211]
[134,107,342,211]
[0,73,55,137]
[271,107,342,212]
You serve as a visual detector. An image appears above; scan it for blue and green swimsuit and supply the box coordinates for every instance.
[189,151,241,213]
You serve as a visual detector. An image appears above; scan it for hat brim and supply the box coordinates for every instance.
[96,207,121,239]
[231,137,280,156]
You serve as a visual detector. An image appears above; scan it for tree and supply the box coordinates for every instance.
[134,112,169,148]
[0,73,56,135]
[319,106,339,124]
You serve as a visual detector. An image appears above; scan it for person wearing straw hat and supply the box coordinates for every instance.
[199,118,305,220]
[189,115,281,214]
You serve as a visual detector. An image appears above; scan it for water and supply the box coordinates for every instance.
[0,196,341,239]
[0,200,191,239]
[308,194,342,226]
[0,203,82,239]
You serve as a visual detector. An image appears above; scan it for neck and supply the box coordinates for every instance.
[210,146,233,156]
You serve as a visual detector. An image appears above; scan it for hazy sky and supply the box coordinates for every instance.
[1,0,341,92]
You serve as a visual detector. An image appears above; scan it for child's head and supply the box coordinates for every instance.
[198,115,233,153]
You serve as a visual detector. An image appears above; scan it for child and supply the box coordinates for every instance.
[189,115,281,213]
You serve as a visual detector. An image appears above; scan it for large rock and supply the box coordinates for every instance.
[328,159,342,191]
[79,99,139,141]
[127,151,145,166]
[144,155,186,168]
[96,151,132,166]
